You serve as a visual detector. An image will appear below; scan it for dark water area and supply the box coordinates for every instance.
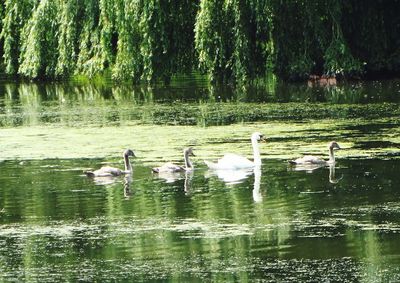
[0,158,400,282]
[0,76,399,104]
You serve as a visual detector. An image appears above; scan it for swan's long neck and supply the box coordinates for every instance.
[251,137,262,166]
[328,147,335,163]
[124,154,132,172]
[184,152,193,169]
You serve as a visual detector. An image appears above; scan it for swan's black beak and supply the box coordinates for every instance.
[261,136,267,142]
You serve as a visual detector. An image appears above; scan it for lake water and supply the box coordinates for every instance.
[0,79,399,282]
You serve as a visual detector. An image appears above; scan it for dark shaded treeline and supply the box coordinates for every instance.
[0,0,399,84]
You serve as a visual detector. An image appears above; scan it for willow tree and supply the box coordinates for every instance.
[342,0,400,76]
[272,0,362,80]
[165,0,198,77]
[0,2,3,65]
[55,0,82,77]
[1,0,36,75]
[139,0,172,83]
[75,0,106,77]
[228,0,254,85]
[249,0,275,75]
[0,0,399,83]
[321,1,362,76]
[18,0,60,79]
[134,0,198,83]
[195,0,273,85]
[112,0,142,81]
[195,0,231,83]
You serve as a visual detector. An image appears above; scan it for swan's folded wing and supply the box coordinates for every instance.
[156,162,184,173]
[93,166,123,177]
[293,155,325,165]
[217,153,254,169]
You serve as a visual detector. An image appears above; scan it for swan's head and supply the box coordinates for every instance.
[123,149,136,157]
[328,141,341,150]
[184,147,195,156]
[251,132,266,142]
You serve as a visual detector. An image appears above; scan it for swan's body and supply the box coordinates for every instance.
[204,132,266,170]
[152,147,195,173]
[289,141,341,166]
[85,149,135,177]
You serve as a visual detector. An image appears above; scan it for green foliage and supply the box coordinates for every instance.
[112,0,142,81]
[75,0,105,77]
[0,1,3,66]
[272,0,365,80]
[139,0,170,83]
[322,1,362,76]
[1,0,36,75]
[0,0,399,82]
[18,0,59,79]
[195,1,230,84]
[342,1,400,75]
[55,0,82,77]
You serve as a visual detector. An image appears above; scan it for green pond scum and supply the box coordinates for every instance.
[0,79,400,282]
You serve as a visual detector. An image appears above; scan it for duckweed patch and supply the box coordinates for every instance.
[0,118,399,162]
[1,102,399,127]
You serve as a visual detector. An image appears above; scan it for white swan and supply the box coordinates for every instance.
[204,132,266,170]
[85,149,135,177]
[289,141,341,166]
[152,147,195,173]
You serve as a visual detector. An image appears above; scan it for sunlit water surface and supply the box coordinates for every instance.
[0,79,399,282]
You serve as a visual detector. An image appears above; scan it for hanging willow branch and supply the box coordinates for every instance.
[0,0,398,83]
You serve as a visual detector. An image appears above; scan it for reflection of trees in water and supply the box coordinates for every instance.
[1,80,398,127]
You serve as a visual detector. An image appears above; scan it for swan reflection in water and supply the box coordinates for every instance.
[153,170,187,183]
[328,164,343,184]
[123,174,133,198]
[204,167,254,185]
[205,166,264,202]
[183,171,194,195]
[252,167,262,203]
[288,163,343,184]
[85,172,134,198]
[152,168,194,195]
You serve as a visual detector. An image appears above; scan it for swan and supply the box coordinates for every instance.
[85,149,135,177]
[204,132,266,170]
[152,147,195,173]
[289,141,341,166]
